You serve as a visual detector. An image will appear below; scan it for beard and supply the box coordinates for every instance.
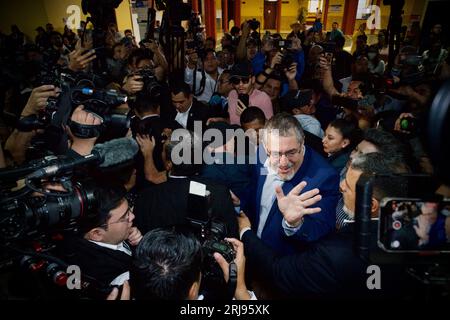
[270,161,295,181]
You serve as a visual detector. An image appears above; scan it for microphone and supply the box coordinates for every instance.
[79,87,128,105]
[27,137,138,179]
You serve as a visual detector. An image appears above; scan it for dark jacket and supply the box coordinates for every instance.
[169,99,211,132]
[60,236,132,289]
[133,176,239,238]
[242,222,409,298]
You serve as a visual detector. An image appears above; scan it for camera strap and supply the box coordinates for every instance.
[226,261,238,299]
[68,119,104,139]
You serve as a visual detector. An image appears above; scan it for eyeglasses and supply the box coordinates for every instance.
[267,147,302,160]
[101,206,133,227]
[230,77,250,85]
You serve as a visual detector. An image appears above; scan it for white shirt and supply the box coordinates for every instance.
[185,67,223,103]
[88,240,131,286]
[175,103,192,129]
[257,160,284,238]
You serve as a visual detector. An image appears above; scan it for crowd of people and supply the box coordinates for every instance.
[0,14,449,301]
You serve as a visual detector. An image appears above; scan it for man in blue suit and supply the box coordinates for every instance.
[241,113,340,255]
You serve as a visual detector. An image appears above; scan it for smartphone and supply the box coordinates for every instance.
[238,93,249,108]
[378,198,450,253]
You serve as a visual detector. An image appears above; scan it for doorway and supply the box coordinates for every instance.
[264,1,278,30]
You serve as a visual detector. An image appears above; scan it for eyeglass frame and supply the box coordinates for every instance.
[267,144,304,160]
[100,205,133,228]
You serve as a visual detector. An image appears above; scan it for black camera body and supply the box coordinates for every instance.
[185,187,235,288]
[248,18,260,31]
[137,68,162,99]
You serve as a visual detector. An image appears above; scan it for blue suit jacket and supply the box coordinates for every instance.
[242,146,340,255]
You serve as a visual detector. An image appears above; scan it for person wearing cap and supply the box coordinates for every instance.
[280,90,326,157]
[282,90,324,139]
[288,21,306,44]
[227,62,273,125]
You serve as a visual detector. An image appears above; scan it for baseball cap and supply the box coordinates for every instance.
[281,90,313,112]
[230,62,253,78]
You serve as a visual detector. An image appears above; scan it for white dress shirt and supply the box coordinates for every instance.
[175,103,192,129]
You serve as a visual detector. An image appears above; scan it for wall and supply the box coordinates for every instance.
[115,0,133,32]
[324,0,345,31]
[0,0,133,40]
[0,0,48,41]
[280,0,303,31]
[241,0,263,25]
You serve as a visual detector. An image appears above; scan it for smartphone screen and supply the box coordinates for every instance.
[378,198,450,252]
[238,94,249,108]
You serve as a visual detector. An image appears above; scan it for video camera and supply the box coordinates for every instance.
[0,137,139,299]
[385,54,425,90]
[18,68,131,155]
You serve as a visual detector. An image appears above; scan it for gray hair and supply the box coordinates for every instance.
[262,112,305,147]
[350,152,409,201]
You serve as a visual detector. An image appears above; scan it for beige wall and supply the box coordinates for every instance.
[0,0,133,40]
[241,0,263,27]
[280,0,301,31]
[324,0,345,31]
[0,0,48,41]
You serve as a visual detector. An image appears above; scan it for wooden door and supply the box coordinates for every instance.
[264,1,277,30]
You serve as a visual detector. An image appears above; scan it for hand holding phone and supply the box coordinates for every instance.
[238,93,249,108]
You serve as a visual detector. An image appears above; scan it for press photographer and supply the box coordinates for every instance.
[130,228,255,300]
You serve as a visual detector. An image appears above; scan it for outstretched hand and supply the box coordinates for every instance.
[275,181,322,227]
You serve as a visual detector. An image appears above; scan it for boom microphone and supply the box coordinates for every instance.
[26,137,138,179]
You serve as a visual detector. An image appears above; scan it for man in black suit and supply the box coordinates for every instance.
[238,152,411,298]
[170,82,211,132]
[133,129,239,238]
[61,186,143,293]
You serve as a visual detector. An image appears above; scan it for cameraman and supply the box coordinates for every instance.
[5,84,60,164]
[61,185,143,290]
[131,228,255,300]
[122,47,167,95]
[185,49,223,104]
